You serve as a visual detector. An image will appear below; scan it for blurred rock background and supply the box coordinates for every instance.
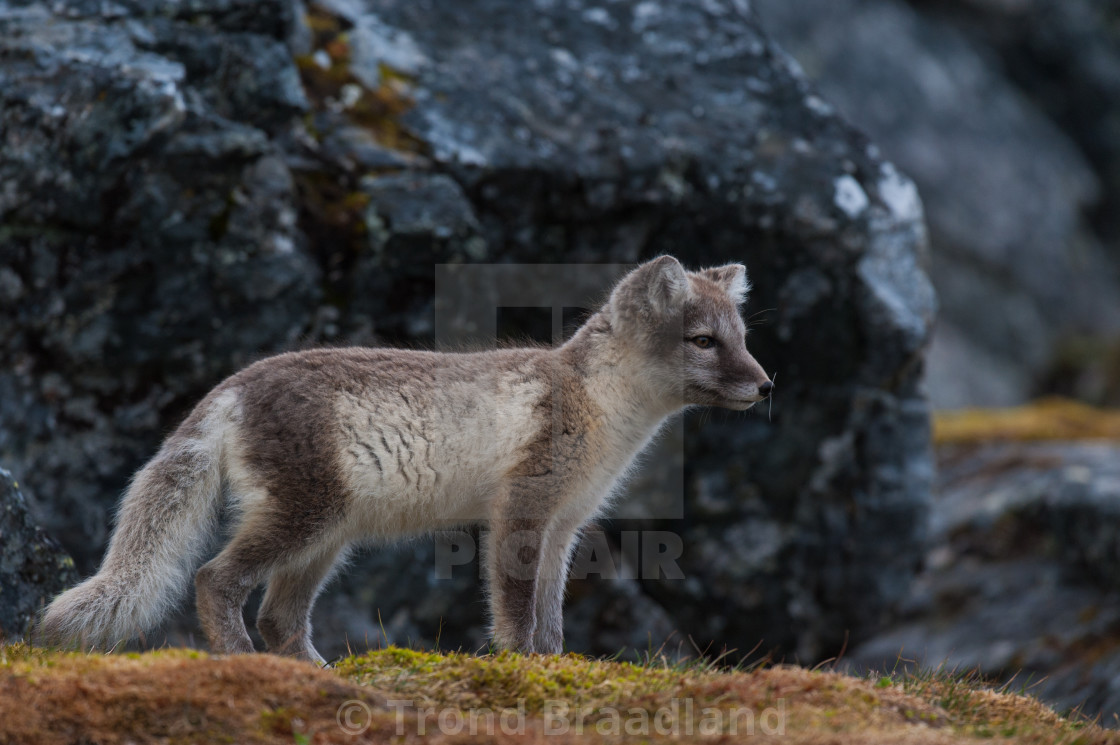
[756,0,1120,410]
[1,0,1118,724]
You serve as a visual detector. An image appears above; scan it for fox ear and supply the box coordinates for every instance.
[701,264,750,305]
[644,255,690,315]
[610,255,690,326]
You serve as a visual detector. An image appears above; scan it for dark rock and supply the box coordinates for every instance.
[755,0,1120,408]
[0,0,935,662]
[0,0,321,568]
[846,442,1120,722]
[0,468,78,642]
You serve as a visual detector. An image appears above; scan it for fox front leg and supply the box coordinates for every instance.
[485,480,566,653]
[531,515,585,655]
[484,515,543,652]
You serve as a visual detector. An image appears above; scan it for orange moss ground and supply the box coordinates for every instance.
[0,645,1114,744]
[934,397,1120,444]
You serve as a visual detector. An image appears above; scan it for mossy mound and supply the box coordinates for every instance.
[0,644,1113,744]
[934,397,1120,445]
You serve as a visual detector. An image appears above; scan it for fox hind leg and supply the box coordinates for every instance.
[257,545,347,665]
[195,519,305,655]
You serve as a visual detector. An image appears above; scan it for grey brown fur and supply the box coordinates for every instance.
[40,256,772,662]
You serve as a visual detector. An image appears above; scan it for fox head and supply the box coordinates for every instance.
[608,255,772,411]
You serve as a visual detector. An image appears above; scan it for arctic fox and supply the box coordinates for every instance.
[41,256,772,662]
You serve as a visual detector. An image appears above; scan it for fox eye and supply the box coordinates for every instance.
[691,336,715,349]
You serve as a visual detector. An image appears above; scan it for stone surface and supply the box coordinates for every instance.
[755,0,1120,408]
[0,469,78,642]
[0,0,322,568]
[845,441,1120,722]
[0,0,935,661]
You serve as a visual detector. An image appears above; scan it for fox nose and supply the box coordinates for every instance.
[759,380,774,397]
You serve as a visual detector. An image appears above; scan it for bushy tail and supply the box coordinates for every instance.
[40,426,225,650]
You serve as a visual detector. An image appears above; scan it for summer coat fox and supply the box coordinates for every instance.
[42,256,773,663]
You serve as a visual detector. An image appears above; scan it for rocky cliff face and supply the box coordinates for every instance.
[0,0,935,660]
